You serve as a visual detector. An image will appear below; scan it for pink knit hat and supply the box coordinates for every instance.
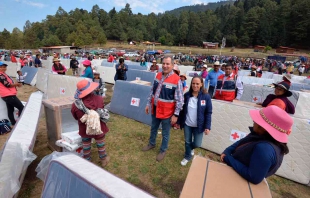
[249,106,293,143]
[82,60,91,66]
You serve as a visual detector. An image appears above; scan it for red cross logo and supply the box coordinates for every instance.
[76,147,82,153]
[253,97,258,101]
[131,99,136,104]
[61,89,65,93]
[231,132,240,140]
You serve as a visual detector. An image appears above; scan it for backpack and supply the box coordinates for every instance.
[0,119,12,135]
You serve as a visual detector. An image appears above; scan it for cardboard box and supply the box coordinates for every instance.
[130,80,151,86]
[180,156,272,198]
[42,97,79,151]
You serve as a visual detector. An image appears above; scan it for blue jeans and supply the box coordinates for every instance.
[184,124,203,160]
[149,107,172,153]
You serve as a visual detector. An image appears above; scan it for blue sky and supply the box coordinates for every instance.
[0,0,218,32]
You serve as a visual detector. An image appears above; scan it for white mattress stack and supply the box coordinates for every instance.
[56,131,83,156]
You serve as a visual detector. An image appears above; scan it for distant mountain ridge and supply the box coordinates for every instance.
[165,0,235,15]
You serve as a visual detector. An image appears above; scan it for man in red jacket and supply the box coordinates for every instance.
[143,56,184,162]
[0,62,24,126]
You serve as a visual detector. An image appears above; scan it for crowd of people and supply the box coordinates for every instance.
[0,51,304,185]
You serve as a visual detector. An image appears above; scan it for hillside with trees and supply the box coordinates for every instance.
[165,1,234,16]
[0,0,309,49]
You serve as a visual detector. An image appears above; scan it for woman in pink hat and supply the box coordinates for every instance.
[221,105,293,184]
[71,79,110,167]
[80,60,93,79]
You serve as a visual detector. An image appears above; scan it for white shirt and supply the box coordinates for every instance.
[298,67,305,73]
[185,97,198,127]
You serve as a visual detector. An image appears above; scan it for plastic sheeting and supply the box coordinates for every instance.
[101,62,115,67]
[96,66,116,84]
[291,75,307,83]
[128,64,148,71]
[110,80,152,125]
[0,143,37,198]
[0,92,43,197]
[5,61,18,77]
[178,65,193,75]
[290,83,310,91]
[261,71,274,79]
[38,153,155,198]
[36,68,50,93]
[304,78,310,84]
[201,99,310,184]
[240,84,298,107]
[294,91,310,119]
[238,76,274,85]
[21,66,38,85]
[46,74,86,99]
[126,69,156,84]
[238,70,251,76]
[272,74,283,83]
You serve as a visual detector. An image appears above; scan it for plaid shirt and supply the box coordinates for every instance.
[147,70,184,115]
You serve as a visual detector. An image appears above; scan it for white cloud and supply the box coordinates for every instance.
[22,1,47,8]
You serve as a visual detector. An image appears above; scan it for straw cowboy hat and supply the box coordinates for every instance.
[272,81,292,97]
[180,74,187,80]
[283,74,292,82]
[214,61,220,66]
[93,70,100,75]
[249,105,293,143]
[152,59,157,63]
[202,64,208,69]
[53,58,60,62]
[82,59,91,66]
[74,79,99,99]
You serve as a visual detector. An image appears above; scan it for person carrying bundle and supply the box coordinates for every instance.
[71,79,110,167]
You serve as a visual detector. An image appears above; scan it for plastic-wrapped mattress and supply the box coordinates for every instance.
[40,154,154,198]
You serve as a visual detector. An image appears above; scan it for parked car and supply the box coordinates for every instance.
[124,52,139,57]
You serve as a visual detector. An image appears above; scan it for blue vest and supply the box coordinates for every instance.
[232,133,283,177]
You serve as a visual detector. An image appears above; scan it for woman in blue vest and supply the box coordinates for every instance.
[178,76,212,166]
[221,105,293,184]
[80,60,93,79]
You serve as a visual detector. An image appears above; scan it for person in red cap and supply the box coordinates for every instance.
[71,79,110,167]
[221,105,293,184]
[81,60,93,79]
